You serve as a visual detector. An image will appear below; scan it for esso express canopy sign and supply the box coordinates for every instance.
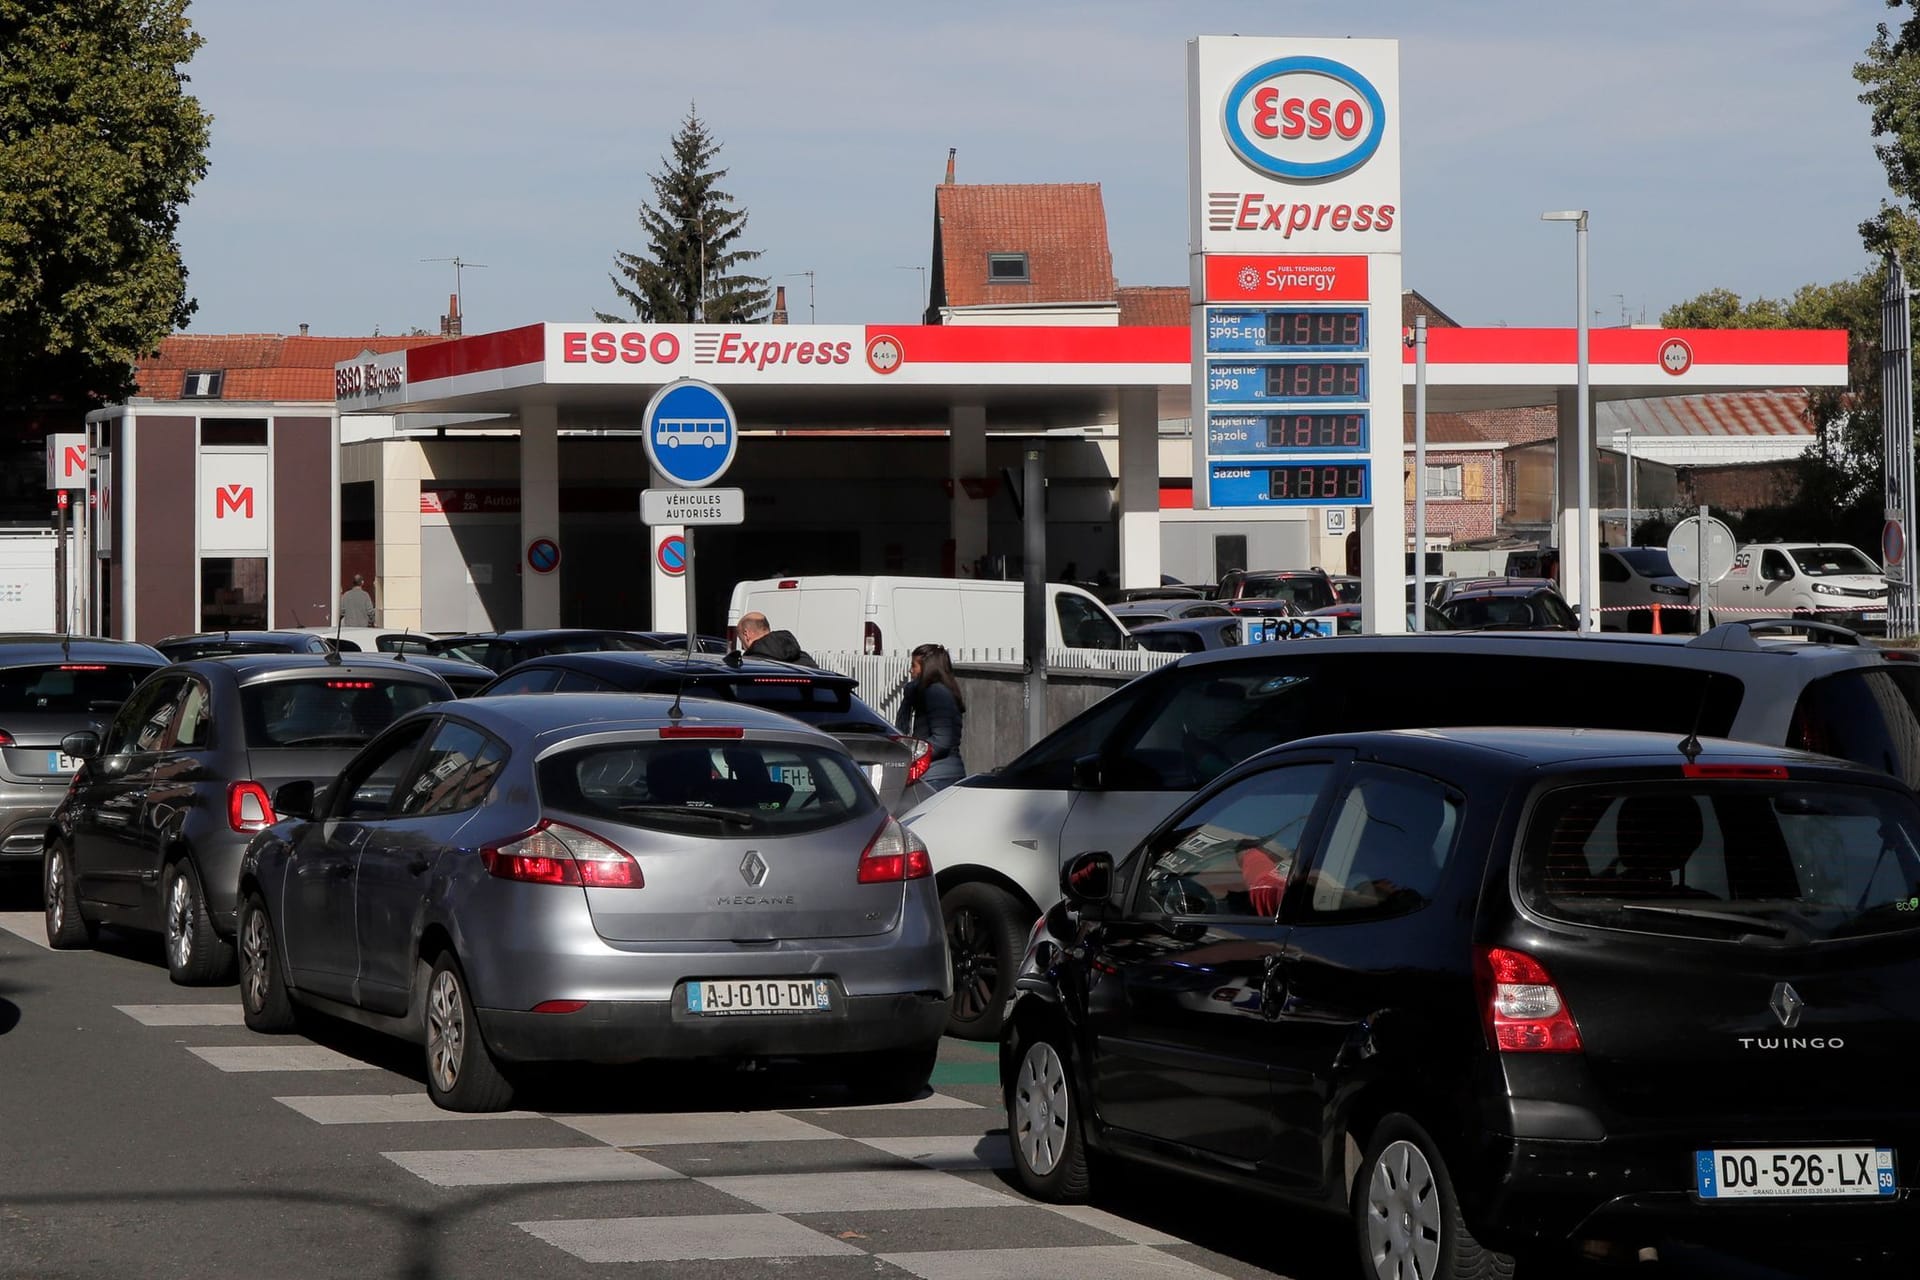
[1190,37,1400,254]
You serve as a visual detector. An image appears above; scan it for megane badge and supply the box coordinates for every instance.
[740,849,768,887]
[1770,982,1804,1029]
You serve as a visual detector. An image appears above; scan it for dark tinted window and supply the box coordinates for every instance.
[1136,629,1204,654]
[538,739,878,836]
[241,677,441,748]
[0,663,151,715]
[201,420,268,446]
[485,668,563,696]
[329,720,433,820]
[554,670,610,693]
[1520,780,1920,942]
[1617,548,1675,577]
[1240,575,1335,611]
[377,635,434,654]
[1303,765,1461,919]
[994,671,1164,788]
[103,676,183,756]
[1788,668,1920,790]
[1056,594,1130,650]
[1599,555,1631,583]
[1135,762,1333,918]
[396,720,506,816]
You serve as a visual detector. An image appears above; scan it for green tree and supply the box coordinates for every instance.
[1857,0,1920,260]
[599,109,770,324]
[0,0,211,410]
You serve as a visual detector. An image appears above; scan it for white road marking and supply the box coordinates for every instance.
[277,1094,543,1125]
[187,1044,372,1073]
[116,1003,245,1026]
[1043,1205,1187,1248]
[880,1245,1225,1280]
[790,1091,980,1112]
[858,1133,1014,1171]
[554,1111,836,1147]
[518,1213,863,1263]
[703,1168,1016,1213]
[383,1147,681,1187]
[0,912,51,949]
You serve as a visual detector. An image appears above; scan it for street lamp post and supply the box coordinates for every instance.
[1543,210,1592,631]
[1614,429,1634,547]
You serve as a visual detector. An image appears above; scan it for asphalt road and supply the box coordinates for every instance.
[0,872,1904,1280]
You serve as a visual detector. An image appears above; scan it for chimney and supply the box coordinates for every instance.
[298,323,309,337]
[771,285,789,325]
[945,147,956,184]
[440,292,462,338]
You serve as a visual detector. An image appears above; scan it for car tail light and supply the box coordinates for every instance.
[896,735,933,785]
[659,725,745,739]
[750,677,813,685]
[1475,946,1582,1053]
[59,664,106,671]
[531,999,587,1014]
[481,820,642,888]
[324,680,375,689]
[778,579,799,589]
[857,816,932,883]
[0,730,12,747]
[863,621,881,655]
[228,781,276,834]
[1682,764,1789,780]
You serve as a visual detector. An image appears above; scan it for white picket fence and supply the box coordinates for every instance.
[810,647,1176,722]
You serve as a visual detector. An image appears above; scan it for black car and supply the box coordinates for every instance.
[1435,579,1578,632]
[1004,728,1920,1275]
[0,636,168,862]
[1215,568,1338,617]
[478,650,931,813]
[426,629,671,672]
[45,655,454,982]
[153,630,333,661]
[347,652,496,697]
[1111,600,1236,629]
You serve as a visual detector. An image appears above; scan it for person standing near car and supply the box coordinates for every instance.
[737,611,818,665]
[896,643,966,792]
[339,574,376,627]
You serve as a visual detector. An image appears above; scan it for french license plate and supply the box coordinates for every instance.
[1695,1147,1896,1199]
[1864,610,1889,622]
[45,752,80,774]
[685,979,831,1016]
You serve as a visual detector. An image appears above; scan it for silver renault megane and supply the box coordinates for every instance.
[237,693,951,1111]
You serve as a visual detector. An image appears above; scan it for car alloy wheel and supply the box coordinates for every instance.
[1365,1138,1443,1280]
[427,967,466,1094]
[1013,1039,1071,1177]
[46,851,67,936]
[947,906,998,1021]
[166,870,195,973]
[240,908,272,1014]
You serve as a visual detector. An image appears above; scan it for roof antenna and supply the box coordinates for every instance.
[1677,673,1714,764]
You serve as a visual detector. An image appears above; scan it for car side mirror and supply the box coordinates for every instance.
[1060,850,1115,908]
[1071,753,1104,790]
[273,779,316,821]
[60,730,99,761]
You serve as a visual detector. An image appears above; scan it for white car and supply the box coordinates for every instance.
[293,626,438,655]
[1712,543,1889,633]
[1597,547,1695,632]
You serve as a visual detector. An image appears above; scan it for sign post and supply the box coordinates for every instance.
[45,434,85,634]
[1666,508,1738,636]
[641,379,740,659]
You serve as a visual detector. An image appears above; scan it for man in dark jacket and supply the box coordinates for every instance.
[737,612,818,665]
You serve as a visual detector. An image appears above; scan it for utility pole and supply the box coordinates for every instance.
[422,256,488,322]
[897,265,929,319]
[782,272,816,323]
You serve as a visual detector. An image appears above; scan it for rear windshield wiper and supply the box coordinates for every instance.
[615,804,758,828]
[1610,902,1797,941]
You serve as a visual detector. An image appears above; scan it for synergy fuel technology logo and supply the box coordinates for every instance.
[1221,56,1385,181]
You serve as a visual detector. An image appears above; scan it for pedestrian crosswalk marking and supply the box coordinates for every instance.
[554,1111,837,1147]
[117,1003,244,1026]
[518,1213,864,1264]
[277,1093,544,1125]
[0,912,51,949]
[188,1044,369,1073]
[858,1132,1014,1171]
[382,1146,680,1186]
[790,1091,980,1112]
[880,1245,1225,1280]
[701,1168,1017,1213]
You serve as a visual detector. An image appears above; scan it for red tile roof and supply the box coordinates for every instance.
[1116,286,1187,327]
[133,333,447,402]
[932,183,1114,309]
[1401,412,1495,445]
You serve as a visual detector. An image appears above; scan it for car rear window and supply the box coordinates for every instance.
[1518,780,1920,943]
[0,663,151,714]
[241,677,442,748]
[538,738,878,836]
[1241,576,1334,610]
[1788,668,1920,790]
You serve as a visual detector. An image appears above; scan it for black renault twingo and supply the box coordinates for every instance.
[1001,728,1919,1278]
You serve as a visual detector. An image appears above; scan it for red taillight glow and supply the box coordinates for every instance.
[778,579,799,589]
[228,781,276,834]
[658,725,745,739]
[750,677,813,685]
[862,621,881,656]
[532,1000,587,1014]
[1476,946,1582,1053]
[58,664,106,671]
[1681,764,1789,780]
[481,820,643,888]
[324,680,375,690]
[898,736,933,785]
[0,730,13,747]
[858,816,932,884]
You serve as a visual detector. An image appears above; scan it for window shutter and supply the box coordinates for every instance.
[1463,466,1487,501]
[1404,468,1415,502]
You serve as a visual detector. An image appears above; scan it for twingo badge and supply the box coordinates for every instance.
[1221,56,1386,182]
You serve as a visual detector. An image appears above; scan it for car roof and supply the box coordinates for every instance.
[157,630,319,646]
[437,629,660,643]
[501,650,852,682]
[350,652,492,676]
[446,692,841,747]
[170,653,457,685]
[0,635,167,665]
[1265,726,1886,779]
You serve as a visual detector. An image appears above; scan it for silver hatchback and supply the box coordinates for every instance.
[237,694,951,1111]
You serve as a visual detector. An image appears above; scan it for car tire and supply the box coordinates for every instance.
[237,892,301,1033]
[424,952,515,1112]
[163,859,235,986]
[843,1041,940,1105]
[43,841,96,950]
[1353,1114,1515,1280]
[941,882,1028,1040]
[1005,1026,1092,1204]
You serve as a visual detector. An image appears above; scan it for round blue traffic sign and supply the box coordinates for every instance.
[643,379,738,488]
[526,537,561,574]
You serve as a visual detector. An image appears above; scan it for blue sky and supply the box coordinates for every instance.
[178,0,1897,336]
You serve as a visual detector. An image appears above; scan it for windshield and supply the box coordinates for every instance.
[538,738,878,836]
[1617,548,1675,577]
[1518,780,1920,943]
[241,677,441,748]
[1790,546,1880,577]
[1240,576,1335,610]
[0,663,152,715]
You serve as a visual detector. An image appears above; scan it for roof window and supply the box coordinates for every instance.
[987,253,1030,283]
[181,370,225,399]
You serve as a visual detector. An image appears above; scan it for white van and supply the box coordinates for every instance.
[725,575,1137,657]
[1711,542,1889,632]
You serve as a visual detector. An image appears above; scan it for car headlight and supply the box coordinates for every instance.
[1813,582,1842,596]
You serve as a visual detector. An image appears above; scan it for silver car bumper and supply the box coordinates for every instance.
[0,777,69,859]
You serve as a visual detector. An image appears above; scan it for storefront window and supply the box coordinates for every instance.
[201,557,267,631]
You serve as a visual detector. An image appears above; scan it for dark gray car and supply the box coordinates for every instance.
[237,695,951,1111]
[0,636,167,862]
[45,655,453,982]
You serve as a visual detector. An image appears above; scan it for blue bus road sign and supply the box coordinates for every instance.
[643,379,738,488]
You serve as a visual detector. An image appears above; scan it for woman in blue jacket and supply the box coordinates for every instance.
[896,643,967,792]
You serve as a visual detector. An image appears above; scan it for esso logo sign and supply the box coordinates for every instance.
[1223,56,1385,181]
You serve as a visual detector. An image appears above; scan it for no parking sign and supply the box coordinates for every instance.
[657,534,687,577]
